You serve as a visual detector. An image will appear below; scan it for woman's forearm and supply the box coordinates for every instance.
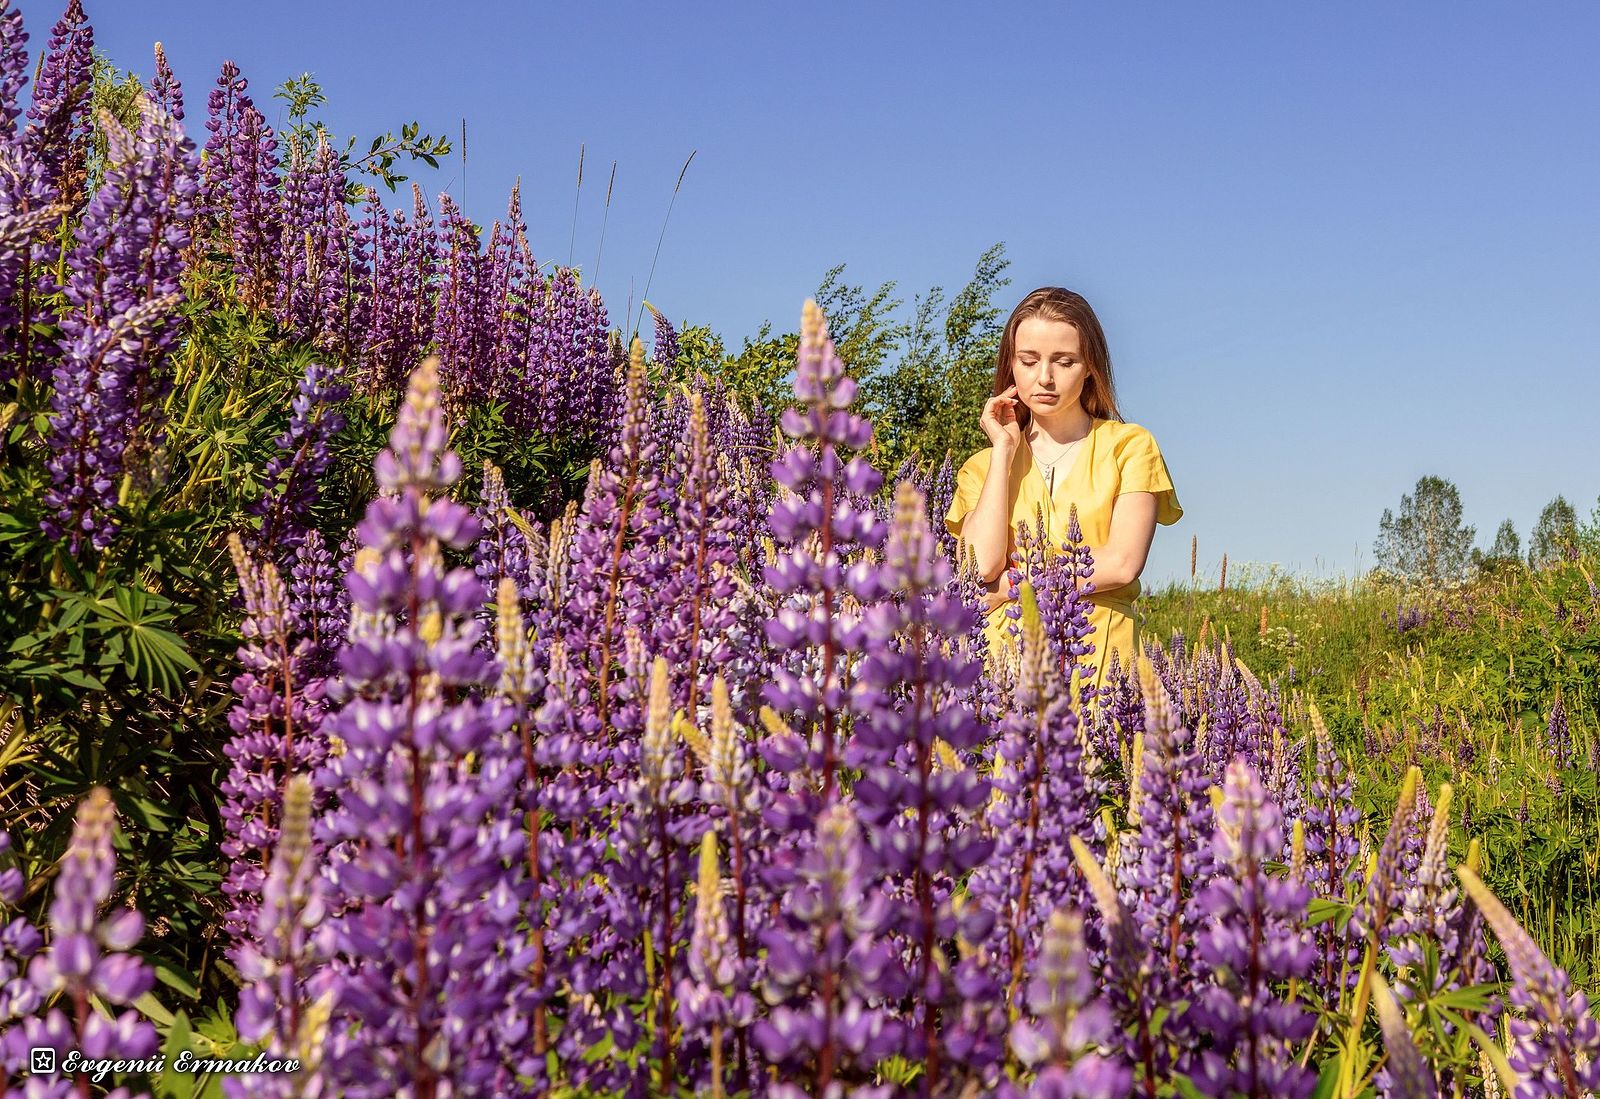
[965,443,1017,583]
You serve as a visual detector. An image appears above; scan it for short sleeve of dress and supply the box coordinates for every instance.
[1115,427,1183,526]
[944,449,991,540]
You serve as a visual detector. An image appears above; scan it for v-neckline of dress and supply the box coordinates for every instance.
[1026,417,1099,498]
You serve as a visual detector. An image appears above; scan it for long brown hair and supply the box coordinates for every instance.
[993,288,1123,431]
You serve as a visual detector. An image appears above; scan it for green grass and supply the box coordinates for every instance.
[1139,548,1600,986]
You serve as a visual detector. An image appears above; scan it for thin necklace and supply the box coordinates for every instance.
[1031,420,1093,474]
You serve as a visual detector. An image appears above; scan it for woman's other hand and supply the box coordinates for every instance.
[980,589,1011,614]
[980,384,1023,451]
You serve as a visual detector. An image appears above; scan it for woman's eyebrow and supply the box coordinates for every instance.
[1017,350,1076,357]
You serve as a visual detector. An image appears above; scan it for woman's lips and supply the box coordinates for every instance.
[1034,394,1058,401]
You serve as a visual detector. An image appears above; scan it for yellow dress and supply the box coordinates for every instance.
[943,418,1183,693]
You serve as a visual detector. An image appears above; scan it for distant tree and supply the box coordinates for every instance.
[1373,475,1477,586]
[670,320,796,419]
[859,241,1012,473]
[1488,519,1521,560]
[671,242,1014,474]
[1529,495,1578,568]
[813,265,910,382]
[1471,518,1522,576]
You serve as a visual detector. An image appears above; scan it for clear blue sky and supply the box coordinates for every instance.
[79,1,1600,591]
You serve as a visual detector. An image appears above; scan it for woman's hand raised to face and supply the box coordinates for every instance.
[980,384,1023,450]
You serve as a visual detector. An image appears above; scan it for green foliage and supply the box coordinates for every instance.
[1141,545,1600,979]
[87,52,147,190]
[1373,474,1477,587]
[1529,493,1578,568]
[272,71,453,194]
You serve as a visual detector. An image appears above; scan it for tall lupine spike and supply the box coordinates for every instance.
[695,669,764,1090]
[1008,909,1133,1096]
[971,579,1103,1050]
[1545,697,1571,771]
[1304,699,1363,990]
[1114,650,1218,1052]
[753,800,907,1088]
[275,128,350,347]
[285,528,345,679]
[1341,766,1423,1096]
[151,41,183,120]
[0,0,27,139]
[0,788,160,1084]
[844,478,1001,1084]
[23,0,92,197]
[676,830,749,1099]
[494,575,535,704]
[559,336,656,752]
[219,530,331,954]
[249,360,350,560]
[1069,834,1161,1095]
[649,301,680,373]
[228,773,335,1098]
[759,299,884,867]
[313,355,532,1097]
[1371,970,1439,1099]
[40,98,197,552]
[0,826,46,1081]
[1456,867,1600,1098]
[1186,759,1317,1099]
[1391,784,1460,973]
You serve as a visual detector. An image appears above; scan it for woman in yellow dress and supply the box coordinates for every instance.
[943,287,1183,694]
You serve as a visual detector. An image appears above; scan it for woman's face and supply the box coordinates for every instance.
[1011,317,1089,421]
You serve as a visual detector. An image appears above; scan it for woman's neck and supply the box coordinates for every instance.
[1027,403,1094,446]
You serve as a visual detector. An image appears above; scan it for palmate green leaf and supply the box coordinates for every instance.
[61,584,199,695]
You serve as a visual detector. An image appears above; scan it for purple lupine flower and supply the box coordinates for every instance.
[761,298,884,813]
[1070,834,1161,1096]
[432,191,494,412]
[847,478,1001,1085]
[287,528,346,679]
[1351,766,1423,944]
[676,830,755,1098]
[0,829,46,1055]
[1545,697,1571,770]
[970,581,1104,1039]
[1456,867,1600,1099]
[249,359,350,561]
[1390,784,1461,972]
[647,390,743,721]
[23,0,93,198]
[0,788,160,1093]
[150,41,183,120]
[275,130,349,347]
[1304,703,1363,988]
[650,301,680,373]
[40,97,196,552]
[200,61,280,308]
[313,356,534,1097]
[753,801,909,1089]
[605,652,708,1091]
[1009,909,1133,1098]
[472,458,542,624]
[219,531,332,955]
[1185,759,1317,1099]
[1115,651,1218,1036]
[556,338,663,768]
[227,774,334,1098]
[0,0,28,141]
